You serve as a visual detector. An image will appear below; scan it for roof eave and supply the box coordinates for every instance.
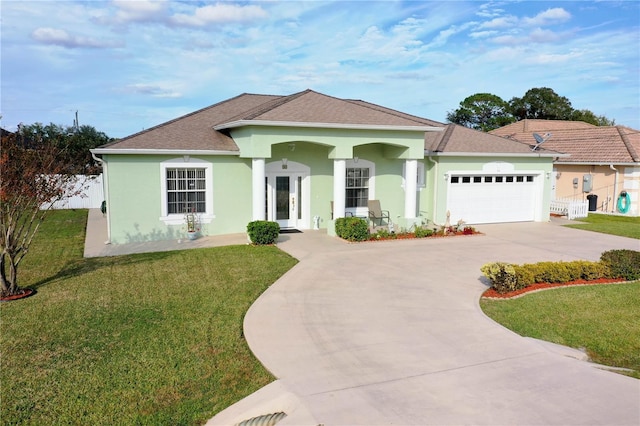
[425,151,567,158]
[91,148,239,156]
[554,160,639,166]
[215,120,443,132]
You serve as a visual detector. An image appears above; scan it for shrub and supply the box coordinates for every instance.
[372,228,396,240]
[462,226,476,235]
[481,262,523,294]
[335,217,369,242]
[247,220,279,245]
[414,226,434,238]
[516,260,607,286]
[600,249,640,280]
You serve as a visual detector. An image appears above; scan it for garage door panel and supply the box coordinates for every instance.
[447,175,537,224]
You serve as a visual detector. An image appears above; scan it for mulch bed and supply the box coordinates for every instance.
[482,278,627,300]
[1,288,36,302]
[364,231,483,242]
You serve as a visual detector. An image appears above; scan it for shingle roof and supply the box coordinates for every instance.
[101,93,280,151]
[490,120,640,163]
[425,123,559,155]
[101,90,442,151]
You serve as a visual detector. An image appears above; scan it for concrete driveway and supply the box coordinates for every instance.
[210,222,640,425]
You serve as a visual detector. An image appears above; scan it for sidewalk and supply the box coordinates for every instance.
[83,209,250,257]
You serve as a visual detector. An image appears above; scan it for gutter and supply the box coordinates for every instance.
[610,164,618,213]
[91,151,111,244]
[427,154,438,224]
[425,151,567,159]
[90,148,240,156]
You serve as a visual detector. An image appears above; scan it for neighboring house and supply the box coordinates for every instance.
[92,90,559,244]
[491,120,640,217]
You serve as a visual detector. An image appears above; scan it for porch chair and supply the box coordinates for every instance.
[368,200,390,226]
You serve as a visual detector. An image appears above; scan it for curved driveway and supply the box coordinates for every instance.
[242,222,640,425]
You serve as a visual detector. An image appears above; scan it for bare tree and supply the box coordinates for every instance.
[0,130,84,297]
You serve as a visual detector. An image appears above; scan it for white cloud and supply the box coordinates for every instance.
[479,15,517,29]
[112,0,168,24]
[31,27,122,49]
[170,3,268,27]
[121,83,182,98]
[523,8,571,27]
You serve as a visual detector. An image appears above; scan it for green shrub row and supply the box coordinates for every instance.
[601,249,640,281]
[481,249,639,294]
[335,217,369,241]
[247,220,279,245]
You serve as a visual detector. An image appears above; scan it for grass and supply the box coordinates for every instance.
[564,213,640,239]
[1,209,298,425]
[481,282,640,378]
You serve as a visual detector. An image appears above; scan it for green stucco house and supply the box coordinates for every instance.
[91,90,558,244]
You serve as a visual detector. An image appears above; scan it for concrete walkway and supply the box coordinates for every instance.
[83,210,640,425]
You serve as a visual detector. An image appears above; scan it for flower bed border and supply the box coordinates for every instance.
[481,278,628,300]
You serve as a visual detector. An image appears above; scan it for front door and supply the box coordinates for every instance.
[269,174,303,229]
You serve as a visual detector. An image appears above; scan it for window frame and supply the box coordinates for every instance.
[160,157,214,225]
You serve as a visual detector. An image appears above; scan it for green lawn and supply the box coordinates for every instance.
[565,213,640,239]
[1,210,298,425]
[481,282,640,378]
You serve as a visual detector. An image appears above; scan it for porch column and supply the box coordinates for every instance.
[404,159,418,219]
[333,159,346,218]
[252,158,266,220]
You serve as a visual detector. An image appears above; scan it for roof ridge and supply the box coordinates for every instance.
[345,98,443,126]
[617,126,640,162]
[435,124,456,151]
[236,89,312,121]
[101,93,261,147]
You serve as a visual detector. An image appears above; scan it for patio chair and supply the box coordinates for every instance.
[330,201,353,219]
[368,200,390,226]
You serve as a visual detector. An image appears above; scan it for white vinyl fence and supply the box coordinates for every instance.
[42,174,104,210]
[550,197,588,220]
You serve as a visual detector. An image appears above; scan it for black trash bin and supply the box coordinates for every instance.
[586,194,598,211]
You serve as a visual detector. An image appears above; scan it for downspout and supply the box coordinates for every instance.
[427,153,438,224]
[91,151,111,244]
[609,164,618,213]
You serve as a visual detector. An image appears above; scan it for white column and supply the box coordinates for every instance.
[252,158,266,220]
[404,159,418,219]
[333,159,346,219]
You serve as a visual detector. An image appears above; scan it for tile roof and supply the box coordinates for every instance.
[490,120,640,163]
[425,123,559,155]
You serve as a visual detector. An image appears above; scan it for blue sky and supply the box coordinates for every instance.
[2,1,639,138]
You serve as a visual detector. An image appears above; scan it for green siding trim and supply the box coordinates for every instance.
[230,126,426,159]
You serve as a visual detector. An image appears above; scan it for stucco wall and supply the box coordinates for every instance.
[430,156,554,225]
[553,165,639,216]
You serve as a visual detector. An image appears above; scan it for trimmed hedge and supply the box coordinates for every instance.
[247,220,279,245]
[335,217,369,242]
[481,251,638,294]
[601,249,640,281]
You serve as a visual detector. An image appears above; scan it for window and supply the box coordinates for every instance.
[346,167,369,208]
[160,158,213,225]
[166,168,206,214]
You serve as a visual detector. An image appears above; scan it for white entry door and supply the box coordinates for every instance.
[273,175,303,228]
[266,160,310,230]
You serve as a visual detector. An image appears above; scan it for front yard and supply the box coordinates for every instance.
[564,213,640,239]
[0,210,297,425]
[483,212,640,378]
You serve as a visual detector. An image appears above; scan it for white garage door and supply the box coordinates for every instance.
[447,174,538,224]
